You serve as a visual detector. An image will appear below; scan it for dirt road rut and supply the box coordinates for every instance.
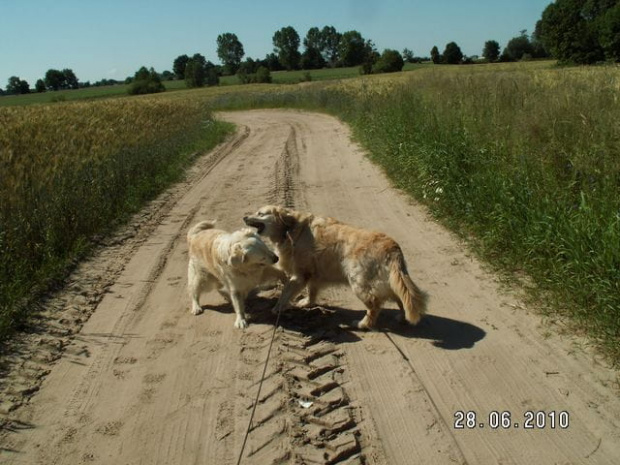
[1,110,619,464]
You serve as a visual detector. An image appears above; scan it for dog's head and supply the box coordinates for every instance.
[243,205,297,243]
[228,228,279,267]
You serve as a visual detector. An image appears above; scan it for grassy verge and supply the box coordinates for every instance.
[209,63,620,363]
[0,97,233,339]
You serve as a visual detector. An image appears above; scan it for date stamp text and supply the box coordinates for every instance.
[453,410,570,430]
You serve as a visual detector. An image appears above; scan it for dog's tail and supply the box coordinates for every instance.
[389,251,428,325]
[187,220,216,241]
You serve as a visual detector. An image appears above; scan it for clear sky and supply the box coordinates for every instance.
[1,0,552,87]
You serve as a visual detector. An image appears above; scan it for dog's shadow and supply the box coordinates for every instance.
[386,312,486,350]
[201,294,486,350]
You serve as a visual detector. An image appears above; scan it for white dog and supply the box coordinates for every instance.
[187,221,284,328]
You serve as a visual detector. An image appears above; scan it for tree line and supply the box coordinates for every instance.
[536,0,620,64]
[5,68,80,95]
[431,30,548,65]
[172,26,408,90]
[4,1,619,95]
[474,0,620,65]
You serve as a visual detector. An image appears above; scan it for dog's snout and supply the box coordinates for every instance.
[272,255,279,264]
[243,216,248,222]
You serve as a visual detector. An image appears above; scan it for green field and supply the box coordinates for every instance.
[2,60,619,363]
[0,64,425,107]
[0,79,189,107]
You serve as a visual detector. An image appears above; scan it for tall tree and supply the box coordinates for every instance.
[204,61,219,86]
[483,40,501,62]
[402,48,415,63]
[501,32,534,61]
[6,76,30,94]
[536,0,610,63]
[338,30,367,67]
[302,27,326,69]
[320,26,341,66]
[273,26,301,70]
[217,33,245,75]
[442,42,464,64]
[301,47,326,69]
[304,27,322,51]
[360,40,380,74]
[430,46,441,64]
[44,69,66,91]
[184,53,212,88]
[598,3,620,61]
[184,60,204,88]
[263,53,283,71]
[173,54,190,79]
[63,69,79,89]
[35,79,46,93]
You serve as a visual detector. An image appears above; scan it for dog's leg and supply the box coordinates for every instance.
[350,284,382,330]
[229,290,249,329]
[273,276,307,314]
[295,281,318,307]
[188,259,204,315]
[394,300,406,323]
[357,300,382,330]
[218,288,231,302]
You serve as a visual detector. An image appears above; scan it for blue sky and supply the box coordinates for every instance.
[1,0,551,87]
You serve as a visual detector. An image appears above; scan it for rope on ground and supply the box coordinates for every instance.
[236,307,283,465]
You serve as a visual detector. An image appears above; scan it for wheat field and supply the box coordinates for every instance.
[0,96,232,336]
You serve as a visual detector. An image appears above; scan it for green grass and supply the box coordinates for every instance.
[271,66,365,83]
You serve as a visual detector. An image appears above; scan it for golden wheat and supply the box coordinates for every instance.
[0,96,230,336]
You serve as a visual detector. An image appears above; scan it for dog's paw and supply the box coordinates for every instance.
[356,317,375,331]
[295,297,312,308]
[191,306,203,316]
[234,317,248,329]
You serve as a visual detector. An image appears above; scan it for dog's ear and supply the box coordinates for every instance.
[276,209,296,230]
[228,243,245,266]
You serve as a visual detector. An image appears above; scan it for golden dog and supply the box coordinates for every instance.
[243,206,427,329]
[187,221,284,328]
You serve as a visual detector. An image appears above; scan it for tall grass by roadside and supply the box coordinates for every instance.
[211,64,620,362]
[0,97,232,338]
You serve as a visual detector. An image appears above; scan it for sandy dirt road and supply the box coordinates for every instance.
[1,109,619,465]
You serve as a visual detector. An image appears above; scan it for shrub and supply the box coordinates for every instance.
[237,66,272,84]
[372,49,405,73]
[255,66,272,83]
[129,67,165,95]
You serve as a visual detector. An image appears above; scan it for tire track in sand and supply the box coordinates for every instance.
[239,121,366,464]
